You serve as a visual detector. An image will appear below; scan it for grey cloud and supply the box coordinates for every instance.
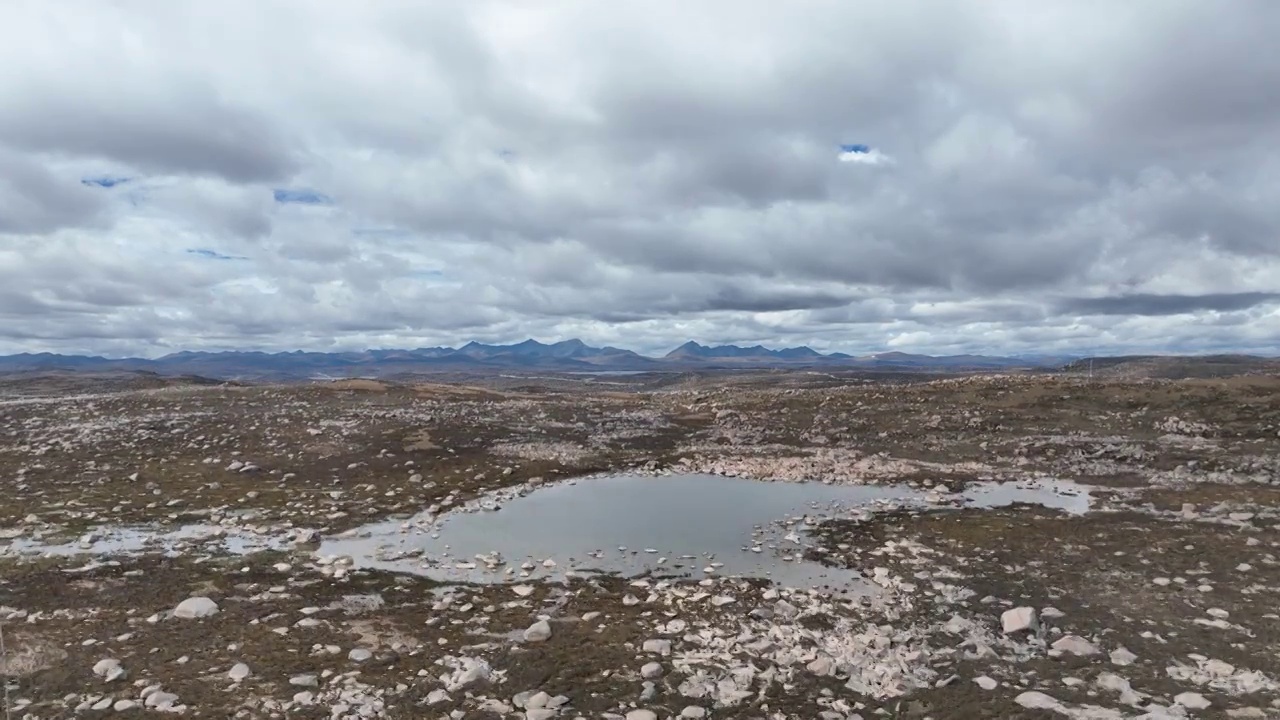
[0,92,299,183]
[1092,4,1280,155]
[702,286,854,313]
[0,150,107,234]
[1060,293,1280,317]
[1117,170,1280,256]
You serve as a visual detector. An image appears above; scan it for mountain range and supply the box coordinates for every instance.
[0,339,1071,380]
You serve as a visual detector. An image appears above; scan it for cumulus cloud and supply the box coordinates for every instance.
[1,0,1279,357]
[838,144,894,165]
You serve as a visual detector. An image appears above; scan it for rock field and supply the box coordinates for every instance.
[1,370,1279,718]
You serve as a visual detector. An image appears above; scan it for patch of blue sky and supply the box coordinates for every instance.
[273,188,333,205]
[81,176,132,188]
[352,227,414,238]
[186,248,248,261]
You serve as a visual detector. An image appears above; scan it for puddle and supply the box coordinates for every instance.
[963,478,1091,515]
[2,473,1091,591]
[0,525,286,558]
[320,473,1092,589]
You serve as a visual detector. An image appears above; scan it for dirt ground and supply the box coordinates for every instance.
[2,369,1279,718]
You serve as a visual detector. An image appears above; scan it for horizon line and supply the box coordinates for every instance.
[0,337,1274,362]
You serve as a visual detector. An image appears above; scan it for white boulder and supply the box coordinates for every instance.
[1001,606,1038,634]
[523,620,552,642]
[1051,634,1100,656]
[173,597,219,619]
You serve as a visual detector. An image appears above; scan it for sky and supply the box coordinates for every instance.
[2,1,1279,358]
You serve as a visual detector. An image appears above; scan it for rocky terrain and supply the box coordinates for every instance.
[1,369,1279,718]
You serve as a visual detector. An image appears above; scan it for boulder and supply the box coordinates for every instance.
[524,620,552,642]
[1015,691,1062,711]
[92,659,126,682]
[1110,647,1138,666]
[1001,606,1038,634]
[1175,692,1211,710]
[173,597,219,619]
[643,639,672,656]
[1051,634,1100,656]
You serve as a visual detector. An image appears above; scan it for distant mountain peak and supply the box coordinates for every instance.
[665,341,710,358]
[666,341,791,359]
[777,346,821,358]
[0,338,1062,380]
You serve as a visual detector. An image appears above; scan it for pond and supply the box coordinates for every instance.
[319,473,1091,589]
[1,472,1089,590]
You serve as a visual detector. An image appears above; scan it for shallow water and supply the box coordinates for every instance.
[1,524,284,558]
[963,478,1090,515]
[2,473,1091,590]
[322,474,914,590]
[320,473,1092,588]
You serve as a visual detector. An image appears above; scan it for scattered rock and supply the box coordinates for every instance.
[172,596,219,619]
[643,639,672,656]
[1001,606,1038,634]
[1016,691,1061,711]
[1051,634,1100,656]
[806,656,835,676]
[426,689,451,705]
[1111,647,1138,666]
[144,691,180,709]
[524,619,553,642]
[92,658,126,682]
[1175,692,1211,710]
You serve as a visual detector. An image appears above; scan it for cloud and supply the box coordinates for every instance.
[1,1,1279,358]
[1059,292,1280,317]
[838,144,893,165]
[0,149,108,234]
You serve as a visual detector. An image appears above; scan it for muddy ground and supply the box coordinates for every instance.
[1,370,1279,718]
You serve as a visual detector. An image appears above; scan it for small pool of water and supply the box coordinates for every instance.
[1,473,1091,591]
[1,525,285,558]
[319,473,1091,588]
